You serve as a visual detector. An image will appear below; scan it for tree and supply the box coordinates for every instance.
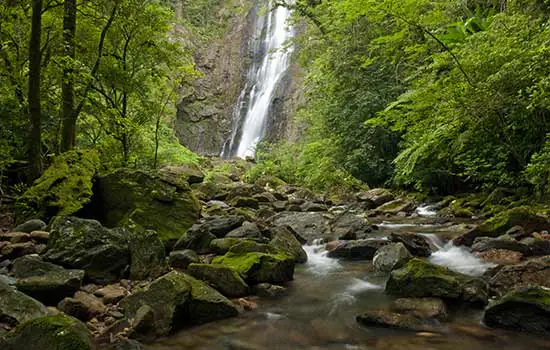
[28,0,43,180]
[60,0,77,152]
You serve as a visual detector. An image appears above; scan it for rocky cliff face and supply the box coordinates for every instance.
[174,0,303,156]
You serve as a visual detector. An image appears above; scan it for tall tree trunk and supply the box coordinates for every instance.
[60,0,77,152]
[28,0,43,181]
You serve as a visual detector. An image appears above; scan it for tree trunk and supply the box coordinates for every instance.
[28,0,43,181]
[60,0,77,152]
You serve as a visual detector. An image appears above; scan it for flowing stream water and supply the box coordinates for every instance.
[148,208,550,350]
[223,1,294,159]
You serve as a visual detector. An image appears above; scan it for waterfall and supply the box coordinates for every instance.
[222,1,294,159]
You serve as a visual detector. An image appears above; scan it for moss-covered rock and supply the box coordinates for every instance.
[212,251,294,284]
[0,281,51,327]
[168,249,199,269]
[158,164,205,185]
[173,224,216,254]
[188,263,249,297]
[228,240,278,254]
[455,207,549,246]
[1,314,96,350]
[375,199,415,214]
[269,226,307,263]
[385,258,488,304]
[483,286,550,335]
[210,238,246,254]
[373,243,412,273]
[94,168,201,248]
[489,256,550,297]
[44,217,130,284]
[229,196,259,209]
[128,230,168,281]
[14,150,99,224]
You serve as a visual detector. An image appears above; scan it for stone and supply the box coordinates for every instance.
[373,243,412,273]
[30,230,50,243]
[44,217,129,284]
[390,233,432,257]
[187,263,249,297]
[1,242,36,260]
[454,207,549,246]
[376,199,415,214]
[202,215,245,237]
[14,150,99,224]
[251,283,287,298]
[229,196,259,209]
[0,281,51,327]
[94,285,127,304]
[212,251,294,284]
[523,238,550,256]
[13,219,47,234]
[0,314,96,350]
[327,239,389,260]
[483,286,550,335]
[356,188,395,206]
[173,224,216,253]
[330,213,372,241]
[301,202,328,212]
[128,230,168,280]
[270,212,332,243]
[0,232,31,244]
[391,298,447,320]
[158,164,205,185]
[127,305,156,342]
[168,249,199,269]
[386,258,488,304]
[105,338,145,350]
[226,221,263,240]
[93,168,201,248]
[12,255,85,305]
[471,236,527,255]
[253,192,277,203]
[506,225,528,239]
[57,291,106,321]
[489,256,550,297]
[269,226,308,263]
[474,249,522,265]
[229,240,279,254]
[356,310,440,332]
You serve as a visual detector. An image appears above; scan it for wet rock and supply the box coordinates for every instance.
[203,215,245,237]
[471,236,527,255]
[13,219,47,234]
[226,221,263,240]
[390,233,432,257]
[356,189,395,207]
[0,232,31,244]
[373,243,412,273]
[251,283,287,298]
[474,249,522,265]
[454,207,549,246]
[522,237,550,256]
[229,197,259,209]
[173,223,215,254]
[270,212,332,243]
[356,310,440,332]
[0,281,51,327]
[187,263,248,297]
[327,239,389,260]
[330,213,372,241]
[44,217,129,284]
[269,226,307,263]
[0,314,96,350]
[12,255,84,305]
[57,291,106,321]
[128,230,168,280]
[1,242,36,260]
[94,168,201,248]
[30,230,49,243]
[483,286,550,335]
[376,199,415,215]
[158,164,205,185]
[386,258,488,304]
[391,298,447,320]
[489,256,550,297]
[94,285,127,304]
[212,251,294,284]
[168,249,199,269]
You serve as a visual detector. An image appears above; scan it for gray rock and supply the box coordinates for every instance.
[168,249,199,269]
[356,309,440,332]
[356,188,395,206]
[271,212,332,243]
[269,226,308,263]
[13,219,47,234]
[0,281,51,327]
[226,221,263,240]
[203,215,245,237]
[128,230,168,280]
[390,233,432,257]
[327,239,389,260]
[472,236,527,254]
[489,256,550,297]
[376,199,415,214]
[187,263,249,297]
[173,224,216,254]
[57,291,106,321]
[373,243,411,273]
[391,297,447,320]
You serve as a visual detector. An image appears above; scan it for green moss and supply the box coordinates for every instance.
[495,286,550,309]
[15,150,99,224]
[212,252,262,276]
[478,206,542,235]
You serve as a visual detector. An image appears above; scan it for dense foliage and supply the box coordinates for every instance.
[255,0,550,195]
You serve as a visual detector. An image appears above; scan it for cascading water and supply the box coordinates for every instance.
[222,1,294,159]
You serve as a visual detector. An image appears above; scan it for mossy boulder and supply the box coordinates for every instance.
[128,230,168,280]
[158,164,205,185]
[12,255,84,305]
[483,286,550,335]
[455,207,549,246]
[489,256,550,297]
[0,314,96,350]
[173,224,216,254]
[93,168,201,248]
[385,258,488,304]
[44,217,130,284]
[269,226,307,263]
[210,238,247,255]
[119,271,238,338]
[0,281,51,327]
[212,251,294,284]
[373,243,412,273]
[228,240,278,254]
[375,199,415,214]
[14,150,99,224]
[188,263,248,297]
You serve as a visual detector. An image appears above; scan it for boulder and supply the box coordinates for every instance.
[93,168,201,248]
[385,258,488,304]
[454,207,549,246]
[94,285,127,304]
[483,286,550,335]
[357,189,395,206]
[187,263,248,297]
[0,242,37,260]
[212,251,294,284]
[474,249,522,265]
[30,230,50,243]
[522,237,550,257]
[0,314,96,350]
[373,243,411,273]
[270,212,332,243]
[390,233,432,257]
[158,164,205,185]
[471,236,527,254]
[327,239,389,260]
[0,232,31,244]
[209,238,246,255]
[330,213,372,241]
[229,197,259,209]
[119,271,237,337]
[173,224,215,254]
[226,222,263,240]
[269,226,307,263]
[57,291,106,321]
[356,310,441,332]
[12,255,84,305]
[376,199,415,215]
[202,216,245,237]
[128,230,167,280]
[391,298,447,320]
[13,219,46,234]
[251,283,287,298]
[0,281,51,327]
[14,150,99,224]
[253,192,278,203]
[168,250,199,269]
[489,256,550,297]
[44,217,129,284]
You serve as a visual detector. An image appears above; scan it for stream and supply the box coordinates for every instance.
[148,207,550,350]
